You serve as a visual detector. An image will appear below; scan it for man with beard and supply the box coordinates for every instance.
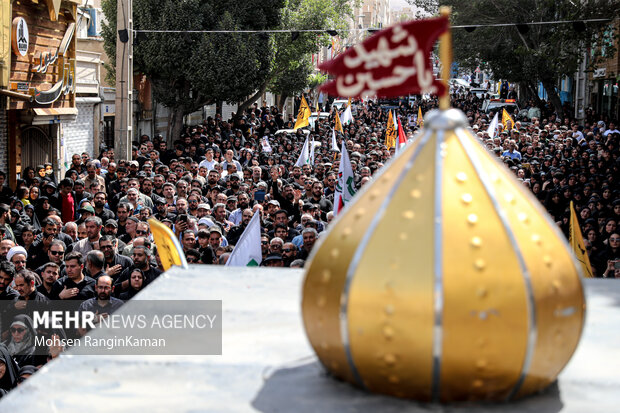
[228,192,251,225]
[0,261,18,302]
[224,175,242,197]
[226,209,253,246]
[13,270,49,319]
[83,161,106,194]
[108,166,127,199]
[282,242,298,267]
[206,170,220,191]
[93,192,115,222]
[115,203,131,238]
[304,181,333,219]
[99,235,132,282]
[0,204,15,243]
[152,174,166,198]
[0,239,14,261]
[114,244,161,296]
[271,179,302,221]
[72,217,103,256]
[77,275,124,336]
[187,194,201,217]
[37,263,60,298]
[26,218,56,269]
[50,252,96,301]
[162,183,176,206]
[35,240,66,278]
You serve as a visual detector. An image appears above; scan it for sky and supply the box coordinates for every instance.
[390,0,411,10]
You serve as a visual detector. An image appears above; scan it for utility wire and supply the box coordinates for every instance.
[132,18,611,34]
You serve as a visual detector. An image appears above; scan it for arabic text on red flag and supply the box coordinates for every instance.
[319,17,449,99]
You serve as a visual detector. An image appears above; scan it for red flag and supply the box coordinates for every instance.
[319,17,449,99]
[397,118,407,147]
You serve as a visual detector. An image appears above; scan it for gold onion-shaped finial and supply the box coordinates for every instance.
[301,108,585,402]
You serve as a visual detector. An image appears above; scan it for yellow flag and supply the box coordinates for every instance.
[502,108,515,131]
[294,96,311,130]
[417,106,424,127]
[334,109,343,133]
[315,99,319,113]
[385,110,396,149]
[569,202,594,278]
[347,97,352,108]
[148,218,188,271]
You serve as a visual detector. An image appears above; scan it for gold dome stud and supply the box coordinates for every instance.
[301,108,585,403]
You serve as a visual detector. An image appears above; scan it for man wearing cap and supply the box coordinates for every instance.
[195,203,211,219]
[262,253,284,268]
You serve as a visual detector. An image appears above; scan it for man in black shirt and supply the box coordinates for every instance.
[114,244,161,296]
[37,263,60,299]
[77,276,124,336]
[0,261,18,302]
[99,235,133,282]
[49,252,96,301]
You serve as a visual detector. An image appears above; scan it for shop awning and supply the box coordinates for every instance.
[31,107,78,125]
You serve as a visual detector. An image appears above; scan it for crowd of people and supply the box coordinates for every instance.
[0,90,617,395]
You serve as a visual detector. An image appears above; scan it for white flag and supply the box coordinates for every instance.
[295,136,311,167]
[333,140,356,215]
[486,112,499,138]
[341,105,353,125]
[331,128,340,152]
[226,212,262,267]
[309,136,315,165]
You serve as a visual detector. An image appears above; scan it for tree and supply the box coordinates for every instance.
[408,0,619,118]
[102,0,283,139]
[236,0,354,115]
[102,0,353,139]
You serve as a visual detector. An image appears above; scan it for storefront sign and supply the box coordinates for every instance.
[33,22,76,105]
[11,17,29,56]
[593,68,606,78]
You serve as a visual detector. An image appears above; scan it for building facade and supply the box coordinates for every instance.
[1,0,80,188]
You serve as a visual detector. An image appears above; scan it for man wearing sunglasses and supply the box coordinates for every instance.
[35,240,67,279]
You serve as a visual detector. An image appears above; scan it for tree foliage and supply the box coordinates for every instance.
[102,0,282,116]
[101,0,353,122]
[250,0,353,110]
[408,0,619,116]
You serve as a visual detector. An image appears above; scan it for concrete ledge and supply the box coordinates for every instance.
[1,267,618,412]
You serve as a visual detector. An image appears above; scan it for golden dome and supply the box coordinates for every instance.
[301,108,585,402]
